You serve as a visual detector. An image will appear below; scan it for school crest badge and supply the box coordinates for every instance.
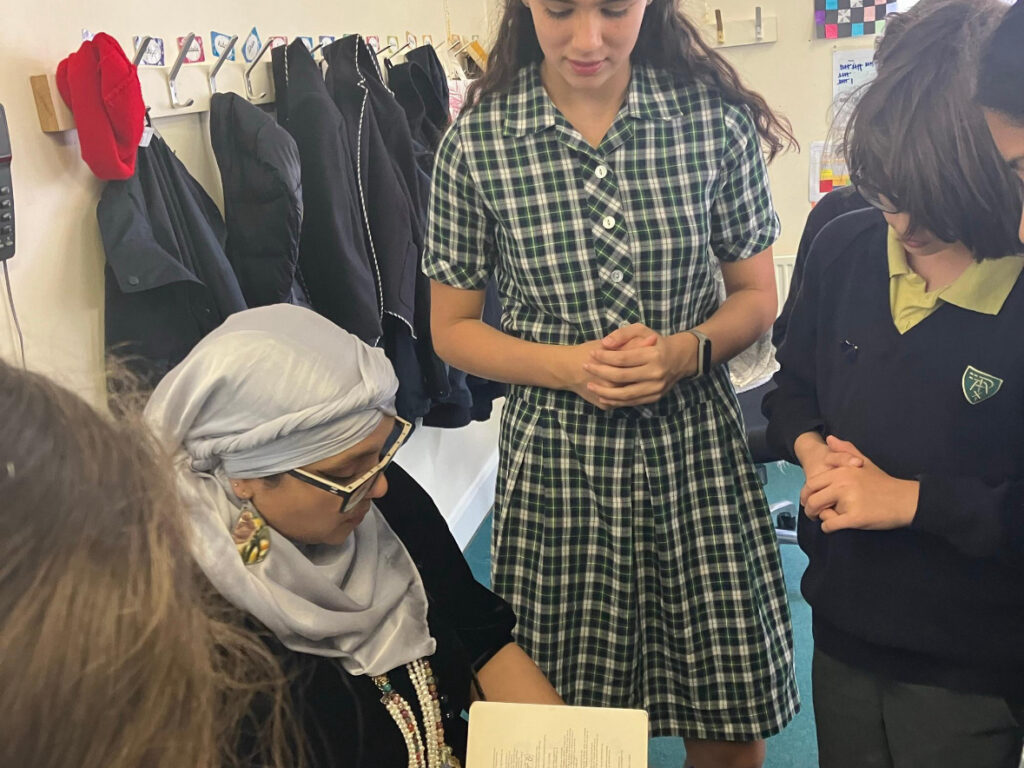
[962,365,1003,405]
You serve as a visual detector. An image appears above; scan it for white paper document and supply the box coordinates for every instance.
[833,48,877,101]
[466,702,649,768]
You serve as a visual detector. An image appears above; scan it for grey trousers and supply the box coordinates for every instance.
[813,649,1024,768]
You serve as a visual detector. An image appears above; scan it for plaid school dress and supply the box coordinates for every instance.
[423,63,799,740]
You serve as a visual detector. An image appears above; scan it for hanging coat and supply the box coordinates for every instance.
[322,36,456,423]
[270,40,381,345]
[406,44,450,119]
[323,35,423,330]
[386,48,509,424]
[97,134,246,384]
[209,92,307,309]
[388,59,450,162]
[384,45,509,425]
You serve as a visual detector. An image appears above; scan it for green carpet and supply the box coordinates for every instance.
[463,461,817,768]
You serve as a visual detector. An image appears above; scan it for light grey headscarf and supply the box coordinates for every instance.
[145,304,435,676]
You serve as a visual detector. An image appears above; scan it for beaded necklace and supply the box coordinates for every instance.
[372,658,461,768]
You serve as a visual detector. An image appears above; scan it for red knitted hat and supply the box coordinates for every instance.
[56,33,145,180]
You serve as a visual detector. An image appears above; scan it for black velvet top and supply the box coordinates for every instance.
[253,463,516,768]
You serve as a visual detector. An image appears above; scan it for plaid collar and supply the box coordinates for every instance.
[503,62,684,137]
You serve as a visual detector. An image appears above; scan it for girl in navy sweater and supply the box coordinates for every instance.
[765,2,1024,766]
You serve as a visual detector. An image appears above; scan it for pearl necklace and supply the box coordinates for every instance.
[372,658,461,768]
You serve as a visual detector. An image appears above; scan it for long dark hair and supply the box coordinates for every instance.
[845,0,1023,260]
[466,0,796,160]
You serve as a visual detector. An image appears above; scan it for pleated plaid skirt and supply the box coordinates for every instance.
[492,372,799,740]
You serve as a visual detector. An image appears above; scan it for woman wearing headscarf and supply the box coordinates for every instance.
[145,304,562,768]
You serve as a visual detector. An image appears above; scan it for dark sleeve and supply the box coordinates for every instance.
[379,463,516,669]
[762,231,829,464]
[773,187,868,348]
[912,475,1024,565]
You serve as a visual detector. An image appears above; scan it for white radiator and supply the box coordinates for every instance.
[774,255,797,315]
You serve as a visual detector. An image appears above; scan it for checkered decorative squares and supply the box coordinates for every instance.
[815,0,895,38]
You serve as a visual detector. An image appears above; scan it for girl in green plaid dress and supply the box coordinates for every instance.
[425,1,799,763]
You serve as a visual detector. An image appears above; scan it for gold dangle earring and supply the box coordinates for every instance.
[231,498,271,565]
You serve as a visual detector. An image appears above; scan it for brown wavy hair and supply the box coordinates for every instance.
[466,0,796,160]
[844,0,1023,260]
[0,360,296,768]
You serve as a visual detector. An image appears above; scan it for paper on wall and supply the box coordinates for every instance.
[809,140,852,204]
[833,48,877,101]
[211,32,237,61]
[177,35,206,64]
[242,28,262,63]
[132,36,165,67]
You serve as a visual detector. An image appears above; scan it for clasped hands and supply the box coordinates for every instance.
[566,323,695,410]
[799,435,920,534]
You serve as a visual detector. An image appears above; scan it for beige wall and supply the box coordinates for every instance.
[677,0,873,256]
[0,1,489,397]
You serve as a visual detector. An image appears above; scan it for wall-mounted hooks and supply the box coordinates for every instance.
[392,42,412,57]
[375,43,396,57]
[132,36,153,67]
[244,39,274,101]
[209,34,238,94]
[704,7,778,49]
[168,33,195,108]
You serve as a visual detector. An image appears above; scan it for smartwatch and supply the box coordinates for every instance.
[685,329,712,377]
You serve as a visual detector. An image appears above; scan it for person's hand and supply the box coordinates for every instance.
[556,340,608,409]
[801,436,919,533]
[793,432,863,521]
[794,431,863,479]
[558,338,651,410]
[794,434,832,482]
[582,324,692,408]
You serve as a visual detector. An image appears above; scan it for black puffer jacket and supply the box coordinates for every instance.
[209,92,306,308]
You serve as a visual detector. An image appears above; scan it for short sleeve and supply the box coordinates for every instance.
[710,103,781,262]
[422,126,497,290]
